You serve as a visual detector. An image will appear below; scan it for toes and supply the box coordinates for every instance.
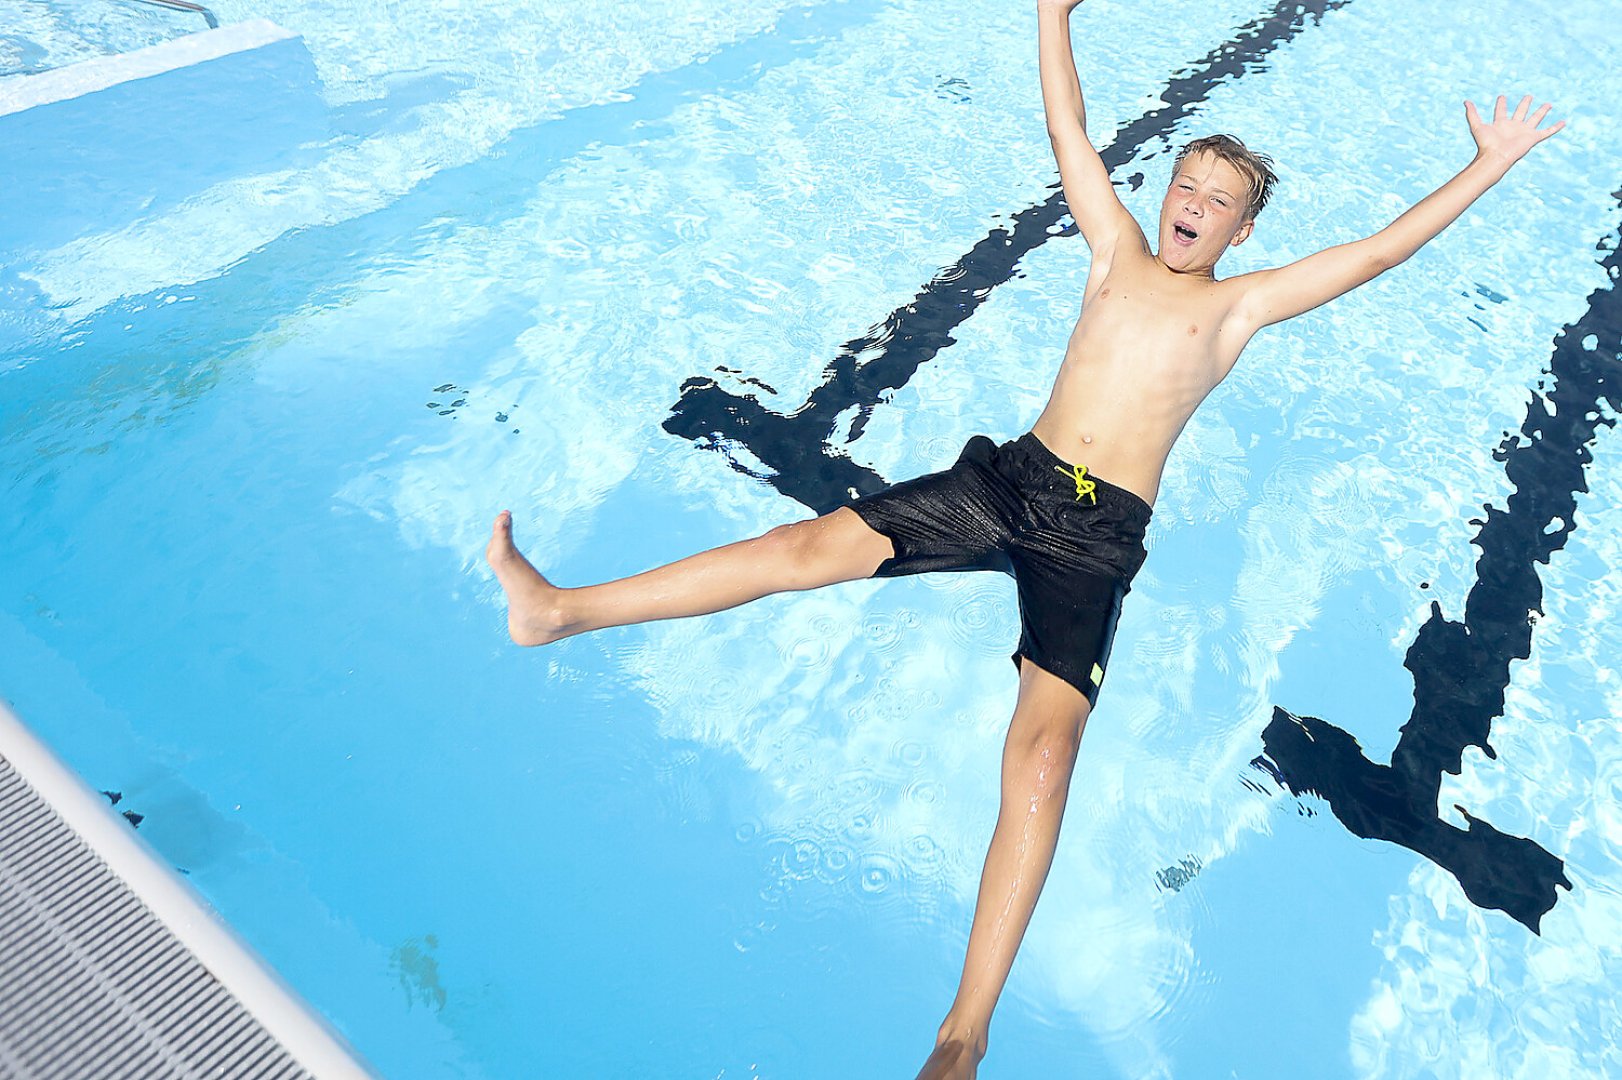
[487,514,517,568]
[490,511,514,544]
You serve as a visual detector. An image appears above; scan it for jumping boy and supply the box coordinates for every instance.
[485,1,1564,1075]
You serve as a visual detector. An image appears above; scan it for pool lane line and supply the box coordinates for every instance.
[1251,190,1622,935]
[664,0,1357,513]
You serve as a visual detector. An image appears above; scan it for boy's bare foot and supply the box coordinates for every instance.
[484,511,577,646]
[914,1037,984,1080]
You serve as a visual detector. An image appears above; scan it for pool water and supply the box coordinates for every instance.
[3,0,1621,1076]
[1,0,203,75]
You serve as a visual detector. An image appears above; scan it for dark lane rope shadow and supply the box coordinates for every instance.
[1251,190,1622,934]
[663,0,1355,514]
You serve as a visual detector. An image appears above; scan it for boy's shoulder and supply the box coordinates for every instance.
[1099,241,1257,318]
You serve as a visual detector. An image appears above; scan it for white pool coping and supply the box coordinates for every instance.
[0,697,377,1078]
[0,17,299,119]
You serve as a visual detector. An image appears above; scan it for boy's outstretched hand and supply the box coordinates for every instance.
[1465,94,1565,164]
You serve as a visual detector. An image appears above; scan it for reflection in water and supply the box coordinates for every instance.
[1254,195,1622,933]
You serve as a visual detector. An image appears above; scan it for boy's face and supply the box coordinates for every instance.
[1157,151,1255,276]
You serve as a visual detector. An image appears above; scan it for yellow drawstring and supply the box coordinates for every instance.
[1055,463,1097,504]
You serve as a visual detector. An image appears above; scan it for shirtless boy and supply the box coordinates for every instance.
[485,1,1564,1075]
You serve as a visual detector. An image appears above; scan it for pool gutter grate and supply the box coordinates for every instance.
[0,701,376,1079]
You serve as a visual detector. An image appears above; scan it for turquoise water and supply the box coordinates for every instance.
[2,0,1621,1076]
[0,0,205,74]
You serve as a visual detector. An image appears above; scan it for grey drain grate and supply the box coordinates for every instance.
[0,759,309,1079]
[0,701,373,1080]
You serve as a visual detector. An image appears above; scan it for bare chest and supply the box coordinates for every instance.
[1071,264,1244,378]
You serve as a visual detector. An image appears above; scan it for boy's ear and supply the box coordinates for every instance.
[1231,218,1256,246]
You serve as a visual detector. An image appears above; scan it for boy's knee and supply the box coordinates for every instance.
[1009,693,1091,758]
[762,520,824,573]
[1004,718,1083,801]
[1019,716,1084,759]
[761,511,890,586]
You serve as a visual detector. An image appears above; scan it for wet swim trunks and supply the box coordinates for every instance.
[846,431,1153,708]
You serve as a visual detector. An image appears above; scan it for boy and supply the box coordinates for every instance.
[485,0,1564,1074]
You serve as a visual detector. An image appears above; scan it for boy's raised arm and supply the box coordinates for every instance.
[1233,94,1566,331]
[1038,0,1142,260]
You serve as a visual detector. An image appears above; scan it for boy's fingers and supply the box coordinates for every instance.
[1531,102,1552,123]
[1514,93,1532,120]
[1536,119,1566,141]
[1494,94,1507,121]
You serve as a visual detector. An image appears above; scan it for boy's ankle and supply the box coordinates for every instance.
[934,1018,989,1059]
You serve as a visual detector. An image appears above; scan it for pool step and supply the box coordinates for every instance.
[0,18,294,119]
[0,700,376,1079]
[0,19,324,256]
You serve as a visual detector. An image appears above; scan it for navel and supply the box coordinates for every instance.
[1082,434,1093,444]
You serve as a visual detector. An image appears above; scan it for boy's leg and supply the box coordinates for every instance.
[485,506,895,646]
[915,658,1093,1080]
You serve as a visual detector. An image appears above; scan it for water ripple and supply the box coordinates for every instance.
[858,851,902,895]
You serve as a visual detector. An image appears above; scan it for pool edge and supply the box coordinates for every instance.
[0,695,379,1078]
[0,17,299,118]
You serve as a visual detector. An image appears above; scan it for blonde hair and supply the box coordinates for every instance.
[1173,134,1278,221]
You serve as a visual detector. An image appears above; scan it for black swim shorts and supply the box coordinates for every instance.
[845,431,1152,708]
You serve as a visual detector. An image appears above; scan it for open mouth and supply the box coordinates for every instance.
[1173,223,1199,242]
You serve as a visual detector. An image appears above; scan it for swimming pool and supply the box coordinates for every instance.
[2,0,1619,1075]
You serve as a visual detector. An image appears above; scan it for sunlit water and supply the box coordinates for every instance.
[3,0,1621,1076]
